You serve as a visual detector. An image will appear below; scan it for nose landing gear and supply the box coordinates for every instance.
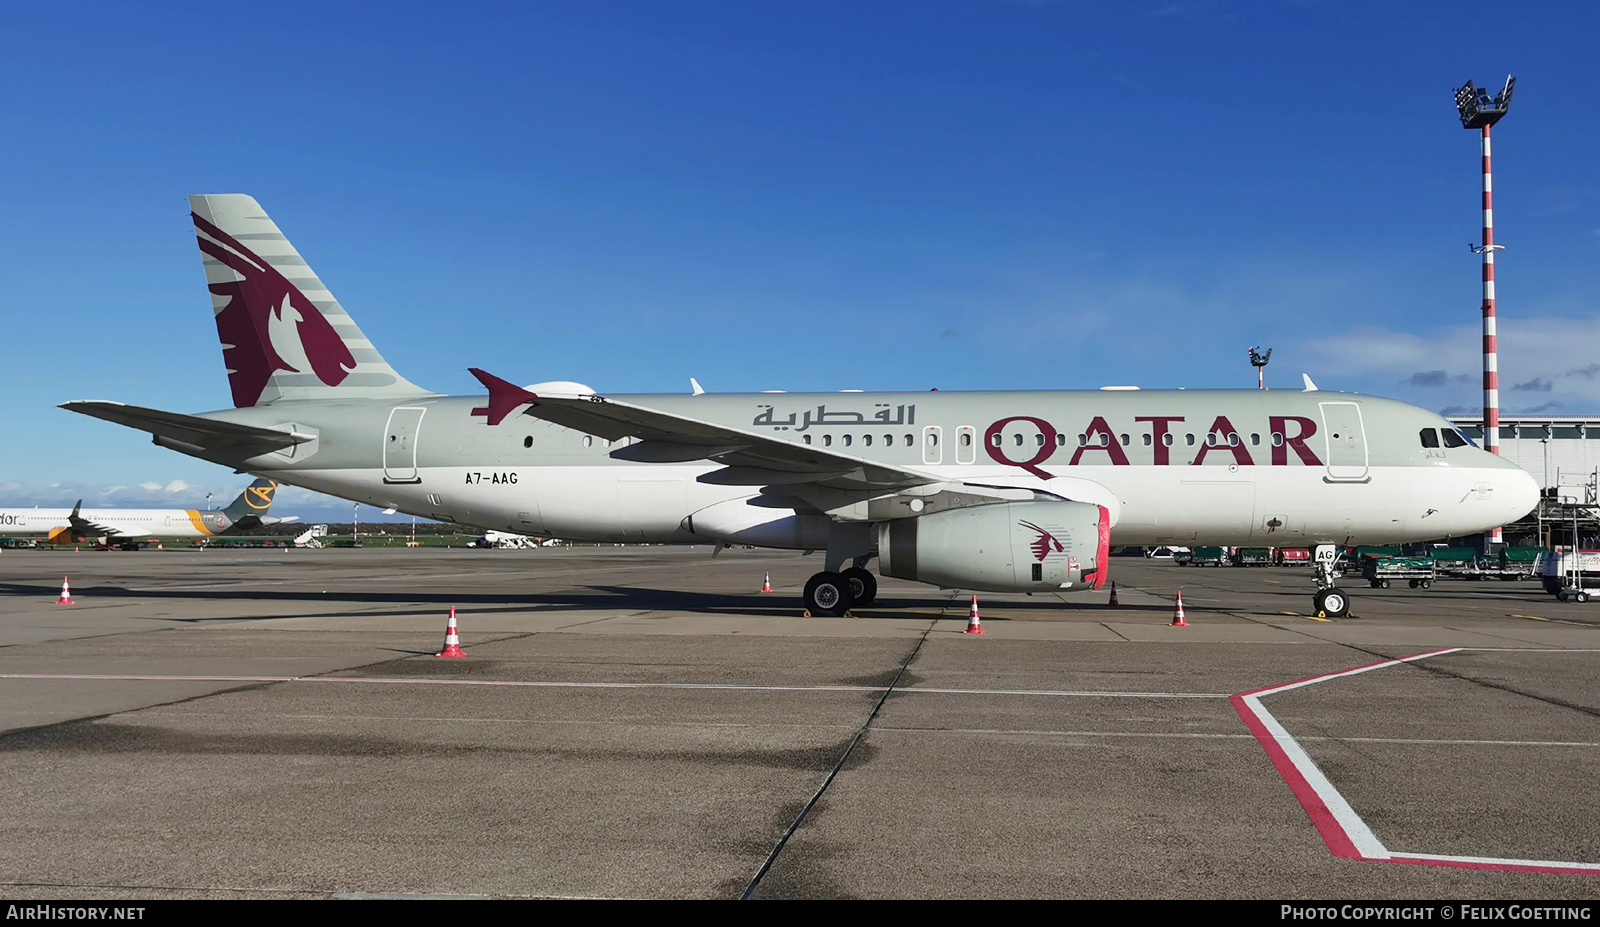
[1311,543,1351,618]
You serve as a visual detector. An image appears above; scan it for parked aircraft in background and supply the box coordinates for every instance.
[0,478,290,549]
[63,195,1538,615]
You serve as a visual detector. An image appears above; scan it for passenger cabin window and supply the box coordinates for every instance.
[803,435,812,445]
[524,436,533,448]
[1142,434,1153,447]
[1206,433,1217,447]
[1162,434,1173,447]
[1186,434,1195,446]
[1272,433,1284,447]
[1250,433,1260,446]
[1035,434,1045,446]
[1227,433,1239,447]
[991,434,1002,447]
[1442,429,1469,448]
[1056,434,1066,446]
[904,434,913,447]
[1016,434,1026,447]
[823,435,833,447]
[863,435,873,447]
[1120,433,1130,446]
[1419,428,1440,448]
[885,434,894,446]
[843,435,852,447]
[1077,434,1087,447]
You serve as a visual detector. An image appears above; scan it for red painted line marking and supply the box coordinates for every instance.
[1234,648,1600,877]
[1230,690,1362,860]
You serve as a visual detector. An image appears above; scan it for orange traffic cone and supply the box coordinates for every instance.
[761,572,773,593]
[1108,582,1120,607]
[1171,590,1188,627]
[56,576,74,606]
[964,594,985,635]
[436,607,466,658]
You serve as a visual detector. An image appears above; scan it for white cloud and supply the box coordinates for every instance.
[163,479,190,493]
[139,481,163,491]
[1303,313,1600,414]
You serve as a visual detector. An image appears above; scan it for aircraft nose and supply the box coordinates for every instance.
[1501,467,1540,522]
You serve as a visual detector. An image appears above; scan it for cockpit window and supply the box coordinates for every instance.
[1441,429,1469,449]
[1419,428,1440,448]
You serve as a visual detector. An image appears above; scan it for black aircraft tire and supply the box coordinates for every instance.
[804,572,855,617]
[840,568,877,607]
[1314,588,1351,619]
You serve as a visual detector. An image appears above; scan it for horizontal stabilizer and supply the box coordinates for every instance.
[60,401,314,454]
[468,368,539,426]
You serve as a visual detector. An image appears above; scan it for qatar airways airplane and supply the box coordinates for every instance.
[63,195,1538,617]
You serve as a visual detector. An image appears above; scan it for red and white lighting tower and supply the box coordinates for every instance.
[1454,75,1515,545]
[1249,346,1271,390]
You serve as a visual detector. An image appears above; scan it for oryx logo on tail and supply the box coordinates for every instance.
[1018,520,1065,562]
[193,213,356,408]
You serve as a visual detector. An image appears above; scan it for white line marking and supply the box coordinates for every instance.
[1243,691,1391,860]
[1237,646,1600,876]
[1391,852,1600,872]
[0,673,1225,699]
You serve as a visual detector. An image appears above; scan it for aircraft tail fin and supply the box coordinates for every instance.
[221,478,279,522]
[189,194,434,408]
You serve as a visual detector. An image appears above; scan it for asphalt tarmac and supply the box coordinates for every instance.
[1,545,1598,899]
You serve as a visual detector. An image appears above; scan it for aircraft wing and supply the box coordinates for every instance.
[65,501,118,538]
[60,401,315,455]
[469,369,935,496]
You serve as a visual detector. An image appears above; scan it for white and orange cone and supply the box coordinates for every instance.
[1108,582,1120,607]
[436,607,466,658]
[761,572,773,593]
[1171,590,1188,627]
[964,594,985,635]
[56,576,74,606]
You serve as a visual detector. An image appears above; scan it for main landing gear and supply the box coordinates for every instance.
[803,566,878,617]
[804,526,879,617]
[1311,543,1351,618]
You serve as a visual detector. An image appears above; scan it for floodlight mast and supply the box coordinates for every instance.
[1248,346,1272,390]
[1454,75,1515,546]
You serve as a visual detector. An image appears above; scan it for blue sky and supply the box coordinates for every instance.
[2,2,1597,520]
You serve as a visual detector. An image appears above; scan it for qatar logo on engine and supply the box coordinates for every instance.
[1018,520,1065,563]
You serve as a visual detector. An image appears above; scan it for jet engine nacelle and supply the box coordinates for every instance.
[876,500,1111,594]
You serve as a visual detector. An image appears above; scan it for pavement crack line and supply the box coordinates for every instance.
[1312,640,1600,723]
[738,620,935,900]
[1099,622,1131,641]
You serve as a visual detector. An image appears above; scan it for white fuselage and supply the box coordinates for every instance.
[0,508,213,540]
[271,458,1536,548]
